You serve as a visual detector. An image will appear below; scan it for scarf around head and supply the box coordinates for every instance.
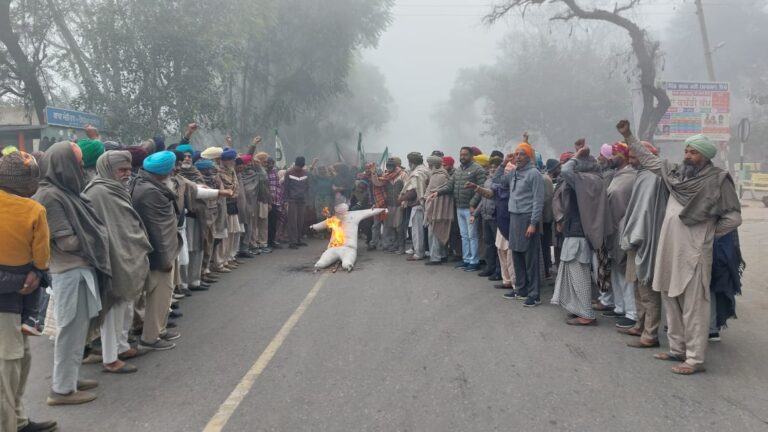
[34,142,111,276]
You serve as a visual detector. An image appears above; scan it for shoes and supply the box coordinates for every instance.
[166,321,177,329]
[709,332,721,342]
[139,339,176,351]
[102,362,138,374]
[406,256,425,261]
[592,303,615,311]
[502,291,520,300]
[201,276,218,283]
[214,267,231,273]
[170,302,180,310]
[118,347,149,360]
[269,243,282,249]
[180,287,193,296]
[260,247,273,254]
[602,311,625,318]
[297,241,309,247]
[424,261,442,266]
[81,353,102,365]
[172,293,186,300]
[169,310,183,319]
[189,285,209,292]
[493,284,512,290]
[478,270,494,277]
[615,317,637,328]
[523,297,541,307]
[395,250,406,255]
[22,323,43,336]
[463,264,481,272]
[454,262,468,269]
[487,274,502,281]
[77,379,98,391]
[288,244,299,249]
[47,390,97,406]
[19,419,58,432]
[405,248,414,254]
[238,251,256,258]
[160,331,181,341]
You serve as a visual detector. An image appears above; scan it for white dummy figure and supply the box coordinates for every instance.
[310,203,386,271]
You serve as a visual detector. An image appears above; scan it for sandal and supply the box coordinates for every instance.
[671,363,706,375]
[627,338,660,348]
[566,317,597,326]
[617,327,642,337]
[654,352,686,362]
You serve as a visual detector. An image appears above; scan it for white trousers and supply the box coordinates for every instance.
[611,260,637,320]
[100,301,133,364]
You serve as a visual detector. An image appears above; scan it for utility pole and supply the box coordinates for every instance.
[695,0,717,81]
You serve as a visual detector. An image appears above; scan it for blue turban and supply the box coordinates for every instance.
[192,151,201,163]
[684,134,717,160]
[143,150,176,175]
[195,159,214,170]
[177,144,194,154]
[221,149,238,161]
[534,151,544,170]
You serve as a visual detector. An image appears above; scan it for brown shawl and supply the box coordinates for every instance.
[424,167,454,244]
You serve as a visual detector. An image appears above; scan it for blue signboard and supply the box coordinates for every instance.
[45,106,104,130]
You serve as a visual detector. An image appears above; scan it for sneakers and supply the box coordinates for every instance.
[139,339,176,351]
[160,331,181,341]
[615,317,637,329]
[259,246,273,254]
[502,291,520,300]
[709,332,721,342]
[454,262,468,269]
[18,419,58,432]
[523,297,541,307]
[424,261,442,266]
[189,284,209,291]
[77,379,98,391]
[463,264,481,272]
[47,390,97,406]
[601,311,625,318]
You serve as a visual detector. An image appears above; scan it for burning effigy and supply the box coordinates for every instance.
[310,203,386,272]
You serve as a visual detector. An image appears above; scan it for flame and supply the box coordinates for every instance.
[322,207,345,248]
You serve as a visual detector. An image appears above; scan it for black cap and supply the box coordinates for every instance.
[295,156,306,167]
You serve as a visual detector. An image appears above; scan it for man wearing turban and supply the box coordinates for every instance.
[616,120,741,375]
[130,151,182,351]
[493,141,544,307]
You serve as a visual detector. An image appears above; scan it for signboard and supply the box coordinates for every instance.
[654,81,730,141]
[45,106,104,130]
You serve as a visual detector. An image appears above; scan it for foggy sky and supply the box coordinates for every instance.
[363,0,680,159]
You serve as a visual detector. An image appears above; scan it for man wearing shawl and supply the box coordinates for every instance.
[494,143,544,307]
[550,147,609,325]
[251,151,273,253]
[131,151,182,351]
[218,149,242,268]
[617,120,741,374]
[619,141,668,348]
[424,156,454,265]
[371,158,407,253]
[83,151,153,373]
[400,152,430,261]
[34,142,110,405]
[0,149,58,430]
[265,155,284,249]
[605,143,638,329]
[194,159,224,283]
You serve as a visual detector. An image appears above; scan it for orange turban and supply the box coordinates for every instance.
[516,143,534,159]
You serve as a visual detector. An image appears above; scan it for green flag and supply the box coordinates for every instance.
[334,141,346,163]
[379,146,389,170]
[356,132,365,169]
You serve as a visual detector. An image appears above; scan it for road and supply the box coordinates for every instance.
[22,205,768,432]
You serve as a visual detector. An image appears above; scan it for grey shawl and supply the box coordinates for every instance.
[33,141,111,276]
[561,157,611,250]
[606,165,637,263]
[424,167,454,244]
[620,169,668,285]
[83,151,152,311]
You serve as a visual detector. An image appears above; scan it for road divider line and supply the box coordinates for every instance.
[203,273,330,432]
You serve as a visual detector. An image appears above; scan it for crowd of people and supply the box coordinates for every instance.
[0,119,744,432]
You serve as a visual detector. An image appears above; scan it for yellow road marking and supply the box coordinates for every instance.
[203,273,330,432]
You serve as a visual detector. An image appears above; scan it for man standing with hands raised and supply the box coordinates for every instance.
[616,120,741,375]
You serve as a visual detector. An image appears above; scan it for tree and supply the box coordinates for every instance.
[0,0,51,123]
[485,0,670,141]
[435,33,631,154]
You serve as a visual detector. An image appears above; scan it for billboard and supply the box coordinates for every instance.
[45,106,104,130]
[654,81,730,141]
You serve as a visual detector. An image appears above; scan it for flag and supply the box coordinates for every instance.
[274,129,286,169]
[356,132,365,169]
[379,146,389,170]
[334,141,346,163]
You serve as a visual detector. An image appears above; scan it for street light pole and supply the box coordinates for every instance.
[695,0,717,81]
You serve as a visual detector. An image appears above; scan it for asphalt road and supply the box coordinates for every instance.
[22,205,768,432]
